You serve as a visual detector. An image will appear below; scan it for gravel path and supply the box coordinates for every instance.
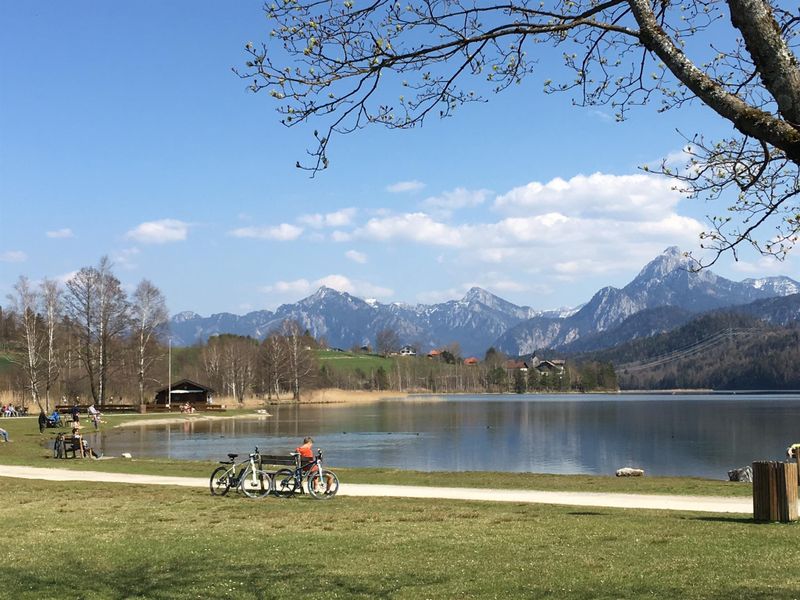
[0,465,752,514]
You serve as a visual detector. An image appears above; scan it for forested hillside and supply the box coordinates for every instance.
[575,313,800,390]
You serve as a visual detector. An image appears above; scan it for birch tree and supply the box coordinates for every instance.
[203,334,258,404]
[261,332,290,399]
[282,320,317,400]
[131,279,169,406]
[241,0,800,265]
[40,279,62,411]
[7,277,45,410]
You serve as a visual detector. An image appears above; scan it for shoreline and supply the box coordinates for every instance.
[286,389,410,404]
[114,412,271,428]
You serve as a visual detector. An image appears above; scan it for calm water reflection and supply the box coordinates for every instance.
[96,393,800,479]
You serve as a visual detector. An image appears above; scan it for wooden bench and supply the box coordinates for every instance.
[54,435,84,459]
[257,454,320,496]
[258,454,314,474]
[259,454,301,468]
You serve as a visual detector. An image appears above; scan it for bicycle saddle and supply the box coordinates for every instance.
[227,453,238,460]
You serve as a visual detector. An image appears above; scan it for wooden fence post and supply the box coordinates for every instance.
[752,461,798,523]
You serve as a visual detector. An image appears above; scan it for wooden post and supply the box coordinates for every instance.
[752,461,798,522]
[788,446,800,485]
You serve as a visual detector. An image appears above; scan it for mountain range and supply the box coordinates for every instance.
[169,247,800,357]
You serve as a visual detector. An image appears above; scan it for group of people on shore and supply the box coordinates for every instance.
[0,404,19,442]
[2,404,22,417]
[36,403,103,433]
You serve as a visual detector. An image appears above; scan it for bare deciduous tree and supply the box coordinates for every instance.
[282,320,317,400]
[65,257,129,404]
[376,328,401,356]
[261,332,289,399]
[204,334,259,404]
[40,279,62,412]
[7,277,44,410]
[131,279,169,406]
[95,257,129,404]
[240,0,800,264]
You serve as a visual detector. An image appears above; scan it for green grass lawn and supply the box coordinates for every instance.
[316,349,395,374]
[0,478,796,600]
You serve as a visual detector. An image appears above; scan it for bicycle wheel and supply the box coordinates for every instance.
[272,468,300,497]
[308,470,339,499]
[239,468,272,499]
[210,465,232,496]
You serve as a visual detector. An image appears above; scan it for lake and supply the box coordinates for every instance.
[94,393,800,479]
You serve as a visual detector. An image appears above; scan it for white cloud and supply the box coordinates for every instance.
[387,180,426,193]
[46,228,74,239]
[345,250,367,264]
[331,231,353,242]
[729,255,794,276]
[299,208,357,228]
[262,275,393,300]
[56,270,78,285]
[0,250,27,263]
[262,279,314,295]
[126,219,189,244]
[349,172,706,287]
[417,279,529,304]
[416,287,469,304]
[355,212,468,247]
[423,187,490,214]
[230,223,303,241]
[113,247,141,270]
[493,172,682,221]
[590,109,614,122]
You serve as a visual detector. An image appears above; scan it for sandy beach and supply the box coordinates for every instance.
[114,412,272,428]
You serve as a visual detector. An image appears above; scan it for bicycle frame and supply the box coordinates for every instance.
[210,446,262,496]
[284,450,335,494]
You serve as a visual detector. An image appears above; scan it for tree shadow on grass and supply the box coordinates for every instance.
[7,557,449,600]
[566,511,607,516]
[688,516,762,525]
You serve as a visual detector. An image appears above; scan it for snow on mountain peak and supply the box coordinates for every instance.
[173,311,201,322]
[632,246,691,282]
[742,276,800,296]
[463,287,494,304]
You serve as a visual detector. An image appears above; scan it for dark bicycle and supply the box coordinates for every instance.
[209,447,272,498]
[272,449,339,499]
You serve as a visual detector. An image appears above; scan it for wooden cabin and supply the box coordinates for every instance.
[153,379,215,406]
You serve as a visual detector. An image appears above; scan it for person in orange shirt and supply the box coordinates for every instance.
[295,436,315,461]
[295,436,334,494]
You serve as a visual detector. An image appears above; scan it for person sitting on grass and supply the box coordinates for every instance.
[48,409,61,427]
[0,428,9,443]
[295,436,334,494]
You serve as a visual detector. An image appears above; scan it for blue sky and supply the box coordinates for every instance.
[2,1,797,316]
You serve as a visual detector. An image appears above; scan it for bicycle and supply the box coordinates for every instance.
[272,449,339,499]
[209,447,272,498]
